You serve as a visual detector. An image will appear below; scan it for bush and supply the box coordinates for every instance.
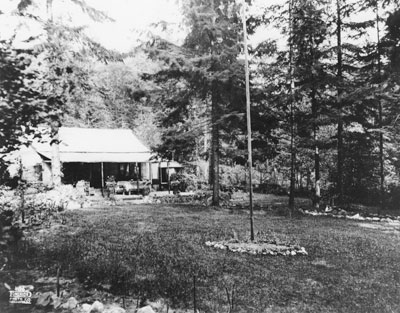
[220,165,246,191]
[170,172,201,192]
[386,184,400,210]
[255,183,288,196]
[344,186,381,206]
[0,184,86,232]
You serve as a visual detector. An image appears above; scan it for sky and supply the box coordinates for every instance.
[78,0,379,52]
[82,0,283,51]
[0,0,185,52]
[0,0,380,53]
[83,0,186,51]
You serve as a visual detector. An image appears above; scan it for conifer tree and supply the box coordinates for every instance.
[150,0,246,205]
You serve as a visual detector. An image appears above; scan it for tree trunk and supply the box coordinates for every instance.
[47,0,53,21]
[208,151,214,186]
[336,0,344,205]
[47,2,61,188]
[51,122,61,187]
[299,171,303,189]
[376,3,384,211]
[312,89,320,210]
[378,101,384,210]
[307,170,311,190]
[211,84,220,206]
[288,0,296,213]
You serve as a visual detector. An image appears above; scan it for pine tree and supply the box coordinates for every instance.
[292,0,329,209]
[149,0,246,205]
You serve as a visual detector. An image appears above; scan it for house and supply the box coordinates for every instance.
[12,127,181,191]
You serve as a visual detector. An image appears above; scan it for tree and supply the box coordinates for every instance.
[288,0,296,212]
[254,0,331,209]
[0,0,117,185]
[288,0,330,209]
[149,0,246,206]
[0,40,45,177]
[29,0,119,185]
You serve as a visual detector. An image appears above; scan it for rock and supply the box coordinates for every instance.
[53,297,63,309]
[36,291,55,307]
[90,300,105,313]
[137,305,156,313]
[61,297,79,310]
[60,290,71,298]
[81,303,92,313]
[67,201,82,210]
[311,259,334,268]
[125,304,138,313]
[299,247,308,255]
[104,304,126,313]
[347,213,362,220]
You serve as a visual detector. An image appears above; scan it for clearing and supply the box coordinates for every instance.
[2,200,400,313]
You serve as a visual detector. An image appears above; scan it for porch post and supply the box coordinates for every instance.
[89,163,92,186]
[167,160,170,194]
[101,162,104,193]
[136,162,139,195]
[149,162,153,187]
[159,162,162,190]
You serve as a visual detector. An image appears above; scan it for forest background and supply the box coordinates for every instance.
[1,0,400,210]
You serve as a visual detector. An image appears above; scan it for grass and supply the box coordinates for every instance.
[8,201,400,313]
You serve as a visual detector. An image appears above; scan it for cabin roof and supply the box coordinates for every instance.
[33,127,152,163]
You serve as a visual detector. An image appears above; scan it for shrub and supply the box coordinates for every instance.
[386,184,400,210]
[255,183,288,196]
[170,172,202,192]
[0,184,86,232]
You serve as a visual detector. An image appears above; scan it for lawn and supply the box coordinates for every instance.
[5,202,400,313]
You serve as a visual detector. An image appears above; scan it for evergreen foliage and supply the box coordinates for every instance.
[1,0,400,206]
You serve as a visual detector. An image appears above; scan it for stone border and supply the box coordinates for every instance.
[304,209,400,224]
[205,240,308,256]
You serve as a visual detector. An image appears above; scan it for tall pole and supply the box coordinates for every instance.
[242,2,254,241]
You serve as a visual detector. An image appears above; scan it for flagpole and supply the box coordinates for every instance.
[242,1,254,241]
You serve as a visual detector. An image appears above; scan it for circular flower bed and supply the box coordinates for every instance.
[205,239,308,256]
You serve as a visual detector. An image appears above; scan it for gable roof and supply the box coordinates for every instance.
[33,127,152,163]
